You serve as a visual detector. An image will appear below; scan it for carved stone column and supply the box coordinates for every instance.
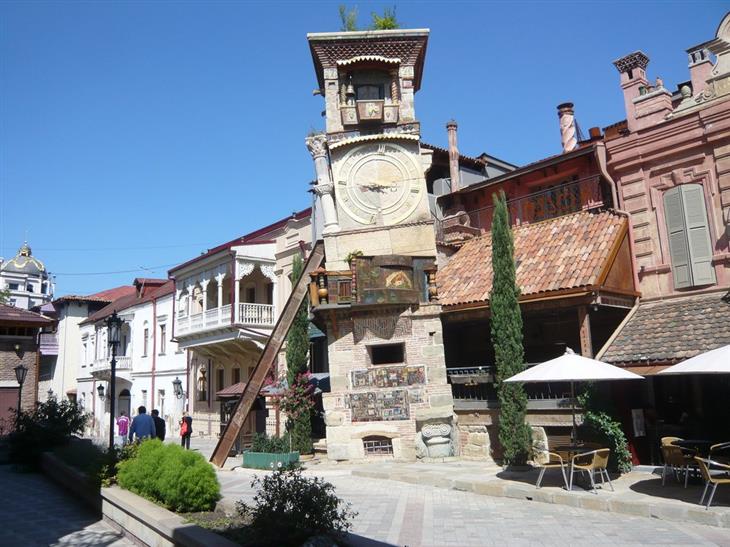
[200,279,210,316]
[215,273,225,322]
[306,134,340,234]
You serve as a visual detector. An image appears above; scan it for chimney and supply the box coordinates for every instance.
[687,46,713,96]
[613,51,673,131]
[446,120,461,190]
[557,103,577,152]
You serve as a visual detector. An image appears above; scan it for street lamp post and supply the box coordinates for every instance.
[13,364,28,428]
[106,311,123,450]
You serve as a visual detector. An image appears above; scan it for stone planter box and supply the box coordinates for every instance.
[102,486,238,547]
[242,450,299,470]
[41,451,101,513]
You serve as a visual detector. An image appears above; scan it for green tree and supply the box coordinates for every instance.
[285,254,313,454]
[286,254,309,386]
[0,287,10,304]
[370,6,399,30]
[490,191,531,465]
[338,5,358,31]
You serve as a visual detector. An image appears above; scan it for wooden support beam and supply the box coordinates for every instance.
[210,242,325,467]
[577,305,593,358]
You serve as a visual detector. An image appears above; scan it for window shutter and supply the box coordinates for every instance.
[681,184,716,286]
[663,187,691,289]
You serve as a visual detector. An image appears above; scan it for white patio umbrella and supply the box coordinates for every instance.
[504,348,644,442]
[657,344,730,375]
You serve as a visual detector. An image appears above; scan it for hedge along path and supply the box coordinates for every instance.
[210,241,325,467]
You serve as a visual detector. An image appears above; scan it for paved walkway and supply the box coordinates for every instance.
[218,466,730,547]
[0,465,133,547]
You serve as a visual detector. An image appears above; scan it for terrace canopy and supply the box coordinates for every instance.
[657,344,730,376]
[504,348,643,441]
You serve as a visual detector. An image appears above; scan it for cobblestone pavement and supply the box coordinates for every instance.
[220,468,730,547]
[0,465,133,547]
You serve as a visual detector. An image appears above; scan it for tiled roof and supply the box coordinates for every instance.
[169,208,311,275]
[437,210,627,308]
[600,292,730,365]
[80,280,175,325]
[53,285,136,305]
[0,303,54,325]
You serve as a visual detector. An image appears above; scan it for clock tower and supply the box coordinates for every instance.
[305,30,455,463]
[306,29,435,269]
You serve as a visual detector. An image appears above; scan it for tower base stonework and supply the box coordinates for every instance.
[321,303,454,461]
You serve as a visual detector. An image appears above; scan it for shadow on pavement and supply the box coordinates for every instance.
[345,532,396,546]
[629,475,730,508]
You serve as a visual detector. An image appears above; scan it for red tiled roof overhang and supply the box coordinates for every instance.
[437,210,628,309]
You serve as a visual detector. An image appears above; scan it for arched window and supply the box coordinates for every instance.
[663,184,715,289]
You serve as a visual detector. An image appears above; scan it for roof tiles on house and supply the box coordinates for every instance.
[80,280,175,325]
[600,292,730,364]
[0,303,54,325]
[436,210,627,308]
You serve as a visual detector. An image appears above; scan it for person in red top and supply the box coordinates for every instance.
[116,411,130,445]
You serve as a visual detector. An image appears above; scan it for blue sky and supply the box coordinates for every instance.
[1,1,726,296]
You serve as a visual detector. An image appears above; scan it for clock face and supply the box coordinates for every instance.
[335,142,424,225]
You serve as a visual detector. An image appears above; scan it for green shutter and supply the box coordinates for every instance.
[664,187,691,289]
[681,184,716,286]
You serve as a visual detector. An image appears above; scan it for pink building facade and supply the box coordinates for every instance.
[604,18,730,299]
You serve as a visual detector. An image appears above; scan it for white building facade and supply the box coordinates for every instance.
[77,279,188,441]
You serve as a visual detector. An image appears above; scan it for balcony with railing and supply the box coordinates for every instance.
[447,365,576,411]
[437,175,605,244]
[91,355,132,379]
[239,303,275,327]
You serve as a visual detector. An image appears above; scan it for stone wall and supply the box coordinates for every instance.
[0,338,38,411]
[322,303,454,461]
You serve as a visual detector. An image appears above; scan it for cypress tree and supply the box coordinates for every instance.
[285,254,313,454]
[490,191,531,465]
[286,254,309,385]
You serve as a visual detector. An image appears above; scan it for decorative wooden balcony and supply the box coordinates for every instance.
[309,257,439,308]
[437,175,605,244]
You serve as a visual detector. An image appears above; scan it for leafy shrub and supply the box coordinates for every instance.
[8,398,88,467]
[578,386,632,473]
[236,467,356,547]
[250,432,291,454]
[117,439,220,512]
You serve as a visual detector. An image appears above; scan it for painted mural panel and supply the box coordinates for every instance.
[350,365,425,388]
[348,389,409,421]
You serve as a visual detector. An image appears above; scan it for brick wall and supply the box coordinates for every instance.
[0,338,39,411]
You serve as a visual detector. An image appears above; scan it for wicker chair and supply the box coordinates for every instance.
[535,451,568,490]
[710,442,730,464]
[569,449,613,494]
[661,444,697,488]
[661,436,683,446]
[695,457,730,509]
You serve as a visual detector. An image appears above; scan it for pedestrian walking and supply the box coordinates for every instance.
[180,412,193,449]
[116,411,130,445]
[151,409,166,441]
[128,406,156,443]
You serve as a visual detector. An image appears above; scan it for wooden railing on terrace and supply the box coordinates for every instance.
[436,175,605,243]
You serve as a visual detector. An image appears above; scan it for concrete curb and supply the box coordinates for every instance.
[102,486,238,547]
[351,468,730,529]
